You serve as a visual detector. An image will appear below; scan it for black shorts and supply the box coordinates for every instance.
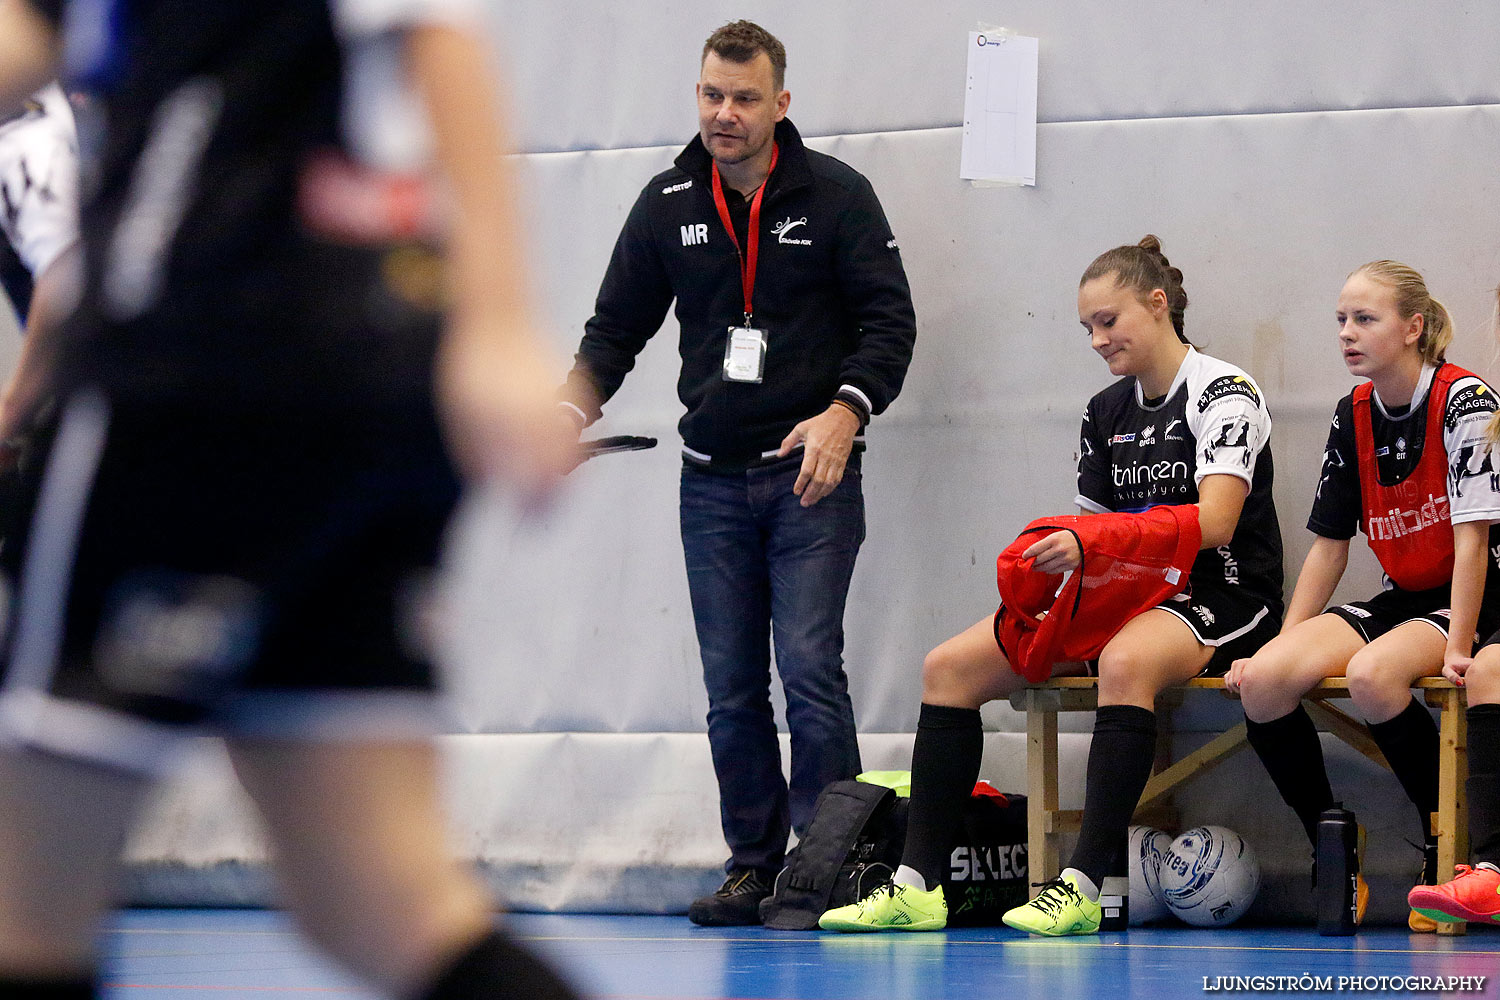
[1153,582,1280,676]
[0,389,461,774]
[1325,584,1476,645]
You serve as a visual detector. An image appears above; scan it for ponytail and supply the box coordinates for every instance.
[1350,260,1453,364]
[1081,234,1191,344]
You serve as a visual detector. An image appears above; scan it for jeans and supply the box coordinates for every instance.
[680,455,866,874]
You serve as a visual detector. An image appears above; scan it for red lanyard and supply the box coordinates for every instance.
[710,141,779,323]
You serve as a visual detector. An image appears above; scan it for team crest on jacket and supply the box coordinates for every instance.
[773,216,812,245]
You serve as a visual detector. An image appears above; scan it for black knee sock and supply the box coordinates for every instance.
[900,703,983,888]
[417,929,579,1000]
[1067,705,1157,889]
[0,977,94,999]
[1469,704,1500,864]
[1245,706,1335,848]
[1367,697,1440,837]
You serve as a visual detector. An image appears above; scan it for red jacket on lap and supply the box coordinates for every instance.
[994,505,1202,682]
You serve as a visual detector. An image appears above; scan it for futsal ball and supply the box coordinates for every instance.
[1158,825,1260,927]
[1127,825,1173,925]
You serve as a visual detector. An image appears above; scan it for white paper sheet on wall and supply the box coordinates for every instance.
[960,31,1039,186]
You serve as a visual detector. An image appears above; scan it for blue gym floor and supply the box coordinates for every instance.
[103,910,1498,999]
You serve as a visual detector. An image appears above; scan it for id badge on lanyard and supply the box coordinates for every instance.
[712,144,779,384]
[724,323,767,383]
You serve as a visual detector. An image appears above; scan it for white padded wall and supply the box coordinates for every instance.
[485,2,1500,153]
[123,5,1500,913]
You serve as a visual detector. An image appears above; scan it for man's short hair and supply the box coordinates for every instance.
[701,20,786,91]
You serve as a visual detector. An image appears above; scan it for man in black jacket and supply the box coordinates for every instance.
[562,20,917,926]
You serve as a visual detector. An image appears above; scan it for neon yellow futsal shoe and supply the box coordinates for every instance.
[819,880,947,932]
[1002,870,1102,936]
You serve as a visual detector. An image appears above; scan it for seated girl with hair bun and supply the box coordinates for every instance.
[1227,261,1500,932]
[1409,280,1500,929]
[820,235,1284,935]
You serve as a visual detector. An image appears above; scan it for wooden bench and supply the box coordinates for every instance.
[1008,676,1469,935]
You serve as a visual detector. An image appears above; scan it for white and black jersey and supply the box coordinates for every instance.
[0,83,78,322]
[1076,348,1283,611]
[26,0,478,407]
[1309,364,1500,561]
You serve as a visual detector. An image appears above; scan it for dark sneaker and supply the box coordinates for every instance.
[1409,837,1441,933]
[689,868,773,926]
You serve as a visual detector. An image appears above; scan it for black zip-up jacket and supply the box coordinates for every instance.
[565,119,917,465]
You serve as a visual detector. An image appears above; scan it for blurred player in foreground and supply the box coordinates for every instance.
[0,1,580,997]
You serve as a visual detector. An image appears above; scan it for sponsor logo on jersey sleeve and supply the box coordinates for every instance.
[1201,416,1253,470]
[1450,442,1500,499]
[1446,383,1498,432]
[1315,446,1345,500]
[1196,375,1261,413]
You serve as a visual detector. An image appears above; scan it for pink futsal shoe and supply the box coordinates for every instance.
[1407,864,1500,924]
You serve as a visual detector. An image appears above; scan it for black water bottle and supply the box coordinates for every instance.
[1316,805,1358,936]
[1098,875,1129,931]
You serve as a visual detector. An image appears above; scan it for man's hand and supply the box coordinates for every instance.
[779,403,859,507]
